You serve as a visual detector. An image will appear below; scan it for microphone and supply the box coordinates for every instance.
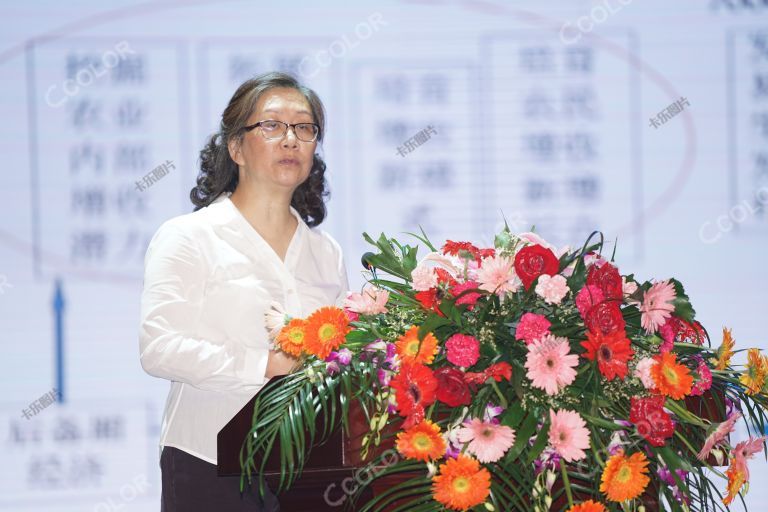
[361,252,376,270]
[361,252,379,281]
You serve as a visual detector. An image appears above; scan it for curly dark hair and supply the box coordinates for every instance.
[190,72,329,227]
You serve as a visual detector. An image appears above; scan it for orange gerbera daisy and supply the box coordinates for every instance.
[432,455,491,511]
[723,463,747,506]
[567,501,606,512]
[303,306,351,359]
[651,351,694,400]
[396,420,446,461]
[396,326,439,365]
[276,318,308,357]
[599,450,650,502]
[713,327,735,371]
[739,348,768,395]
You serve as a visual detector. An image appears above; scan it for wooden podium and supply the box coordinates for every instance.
[217,375,377,511]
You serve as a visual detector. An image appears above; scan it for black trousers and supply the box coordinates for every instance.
[160,446,280,511]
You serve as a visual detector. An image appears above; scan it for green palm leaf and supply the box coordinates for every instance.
[240,366,345,496]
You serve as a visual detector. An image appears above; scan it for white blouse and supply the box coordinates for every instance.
[139,193,349,464]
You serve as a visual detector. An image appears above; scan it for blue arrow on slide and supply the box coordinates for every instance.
[53,278,65,404]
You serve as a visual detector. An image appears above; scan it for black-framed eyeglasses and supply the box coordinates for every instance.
[242,120,320,142]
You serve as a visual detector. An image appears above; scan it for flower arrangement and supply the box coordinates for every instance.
[244,227,768,511]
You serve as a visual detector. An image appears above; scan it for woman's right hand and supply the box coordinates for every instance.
[265,350,299,378]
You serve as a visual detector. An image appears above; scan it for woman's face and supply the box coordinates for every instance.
[229,87,318,193]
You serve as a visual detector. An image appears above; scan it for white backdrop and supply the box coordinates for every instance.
[0,1,767,510]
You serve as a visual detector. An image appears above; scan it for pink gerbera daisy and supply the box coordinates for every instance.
[343,286,389,315]
[732,436,767,480]
[640,280,676,333]
[477,254,521,298]
[457,418,516,463]
[525,334,579,395]
[697,412,741,461]
[548,409,590,462]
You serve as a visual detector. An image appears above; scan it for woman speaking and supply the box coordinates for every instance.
[139,72,349,511]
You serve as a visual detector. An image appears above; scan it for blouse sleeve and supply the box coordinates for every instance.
[138,221,269,392]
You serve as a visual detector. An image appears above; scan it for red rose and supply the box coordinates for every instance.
[514,245,559,290]
[663,316,707,345]
[630,395,675,447]
[434,367,472,407]
[587,262,623,300]
[585,301,626,335]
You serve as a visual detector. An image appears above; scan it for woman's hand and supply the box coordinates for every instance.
[265,350,299,378]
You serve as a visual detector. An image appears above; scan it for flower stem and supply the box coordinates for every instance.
[490,380,508,408]
[559,458,574,508]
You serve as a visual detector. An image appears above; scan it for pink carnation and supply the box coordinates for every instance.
[515,313,552,345]
[452,281,483,309]
[446,333,481,368]
[575,285,604,318]
[411,264,438,291]
[658,316,677,353]
[535,274,569,305]
[690,356,713,396]
[634,357,658,390]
